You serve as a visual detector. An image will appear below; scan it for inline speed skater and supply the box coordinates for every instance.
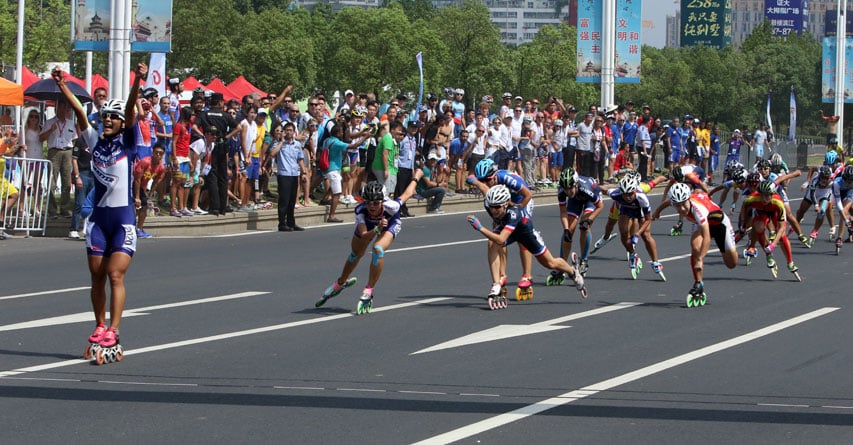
[467,184,586,309]
[608,175,665,281]
[664,164,709,236]
[795,165,844,247]
[467,159,536,300]
[740,180,802,281]
[836,165,853,252]
[547,168,603,285]
[590,171,667,255]
[317,172,424,314]
[653,183,738,307]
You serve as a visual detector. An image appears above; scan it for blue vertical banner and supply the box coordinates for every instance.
[74,0,173,52]
[577,0,642,84]
[788,86,796,141]
[576,0,603,83]
[821,37,853,104]
[765,0,809,36]
[614,0,641,83]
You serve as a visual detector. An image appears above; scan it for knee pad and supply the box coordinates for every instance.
[562,228,573,243]
[578,219,591,231]
[371,245,385,266]
[347,251,358,264]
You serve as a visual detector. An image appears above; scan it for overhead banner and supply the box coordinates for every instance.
[74,0,173,52]
[576,0,641,84]
[821,37,853,104]
[680,0,731,48]
[765,0,808,36]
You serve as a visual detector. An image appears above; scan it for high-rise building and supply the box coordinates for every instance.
[665,10,681,48]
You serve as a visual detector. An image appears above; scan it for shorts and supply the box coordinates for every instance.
[549,152,563,167]
[327,170,343,194]
[467,154,485,172]
[358,148,368,168]
[499,223,547,256]
[449,144,465,157]
[174,161,190,180]
[670,149,682,164]
[346,151,359,165]
[0,178,19,199]
[704,214,737,253]
[564,198,597,218]
[843,188,853,203]
[358,218,403,239]
[754,144,765,158]
[86,208,137,257]
[139,189,149,208]
[246,158,260,181]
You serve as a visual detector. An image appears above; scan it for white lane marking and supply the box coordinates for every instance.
[0,297,452,378]
[461,393,500,397]
[823,405,853,409]
[0,286,90,302]
[757,403,809,408]
[411,307,839,445]
[400,390,448,395]
[413,302,640,354]
[0,291,271,333]
[337,388,387,393]
[274,386,325,391]
[387,239,485,253]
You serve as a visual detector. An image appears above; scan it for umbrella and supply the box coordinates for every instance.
[24,77,92,104]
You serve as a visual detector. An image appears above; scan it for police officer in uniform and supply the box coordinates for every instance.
[198,93,240,215]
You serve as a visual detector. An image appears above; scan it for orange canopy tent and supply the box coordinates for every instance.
[0,77,24,106]
[227,76,266,99]
[204,78,238,101]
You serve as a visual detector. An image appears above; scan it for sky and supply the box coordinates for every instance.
[642,0,680,48]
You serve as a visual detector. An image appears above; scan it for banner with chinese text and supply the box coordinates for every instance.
[576,0,641,84]
[680,0,731,48]
[765,0,808,36]
[821,37,853,104]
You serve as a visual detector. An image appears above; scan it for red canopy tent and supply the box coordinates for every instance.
[61,71,85,88]
[20,66,39,90]
[204,78,238,101]
[181,76,202,91]
[227,76,266,99]
[90,74,109,95]
[128,70,147,87]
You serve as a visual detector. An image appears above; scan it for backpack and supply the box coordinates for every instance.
[317,142,330,172]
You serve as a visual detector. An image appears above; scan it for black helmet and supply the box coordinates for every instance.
[842,165,853,182]
[756,159,771,170]
[746,172,761,187]
[818,165,832,179]
[672,166,685,182]
[559,168,579,189]
[362,181,386,202]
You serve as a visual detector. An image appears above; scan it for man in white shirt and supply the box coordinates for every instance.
[40,99,78,218]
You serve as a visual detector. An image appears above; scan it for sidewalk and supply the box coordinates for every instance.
[39,187,562,238]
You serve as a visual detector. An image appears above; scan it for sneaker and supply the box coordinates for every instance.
[192,207,208,215]
[238,205,256,212]
[69,230,80,239]
[427,208,445,214]
[136,228,153,239]
[170,209,182,217]
[180,209,194,217]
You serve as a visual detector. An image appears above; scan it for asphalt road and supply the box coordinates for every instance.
[1,184,852,444]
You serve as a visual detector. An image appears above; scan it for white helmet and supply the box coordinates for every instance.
[668,182,691,203]
[100,99,126,121]
[618,175,639,194]
[485,185,511,206]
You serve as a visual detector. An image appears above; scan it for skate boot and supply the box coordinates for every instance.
[670,220,683,236]
[808,229,818,248]
[356,289,373,315]
[743,247,757,266]
[95,327,122,365]
[590,233,616,255]
[487,282,507,310]
[798,234,810,248]
[651,261,666,282]
[83,323,106,360]
[766,254,778,278]
[516,275,534,301]
[829,225,838,241]
[569,270,588,299]
[836,237,843,256]
[579,259,589,277]
[730,203,736,215]
[788,262,802,282]
[628,252,642,279]
[545,270,566,286]
[316,277,357,307]
[686,281,707,307]
[768,229,776,242]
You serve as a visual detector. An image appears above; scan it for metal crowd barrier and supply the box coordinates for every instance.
[1,156,53,237]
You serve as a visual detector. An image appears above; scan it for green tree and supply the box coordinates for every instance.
[518,24,596,106]
[170,0,243,82]
[0,0,72,74]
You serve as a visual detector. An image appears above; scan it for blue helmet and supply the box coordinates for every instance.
[825,150,839,166]
[474,158,498,180]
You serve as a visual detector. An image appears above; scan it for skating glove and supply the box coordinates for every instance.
[468,216,482,231]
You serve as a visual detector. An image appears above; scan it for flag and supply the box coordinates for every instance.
[765,90,773,134]
[148,53,167,98]
[416,52,424,121]
[788,86,796,141]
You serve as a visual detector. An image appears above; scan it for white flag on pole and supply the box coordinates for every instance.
[148,53,167,98]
